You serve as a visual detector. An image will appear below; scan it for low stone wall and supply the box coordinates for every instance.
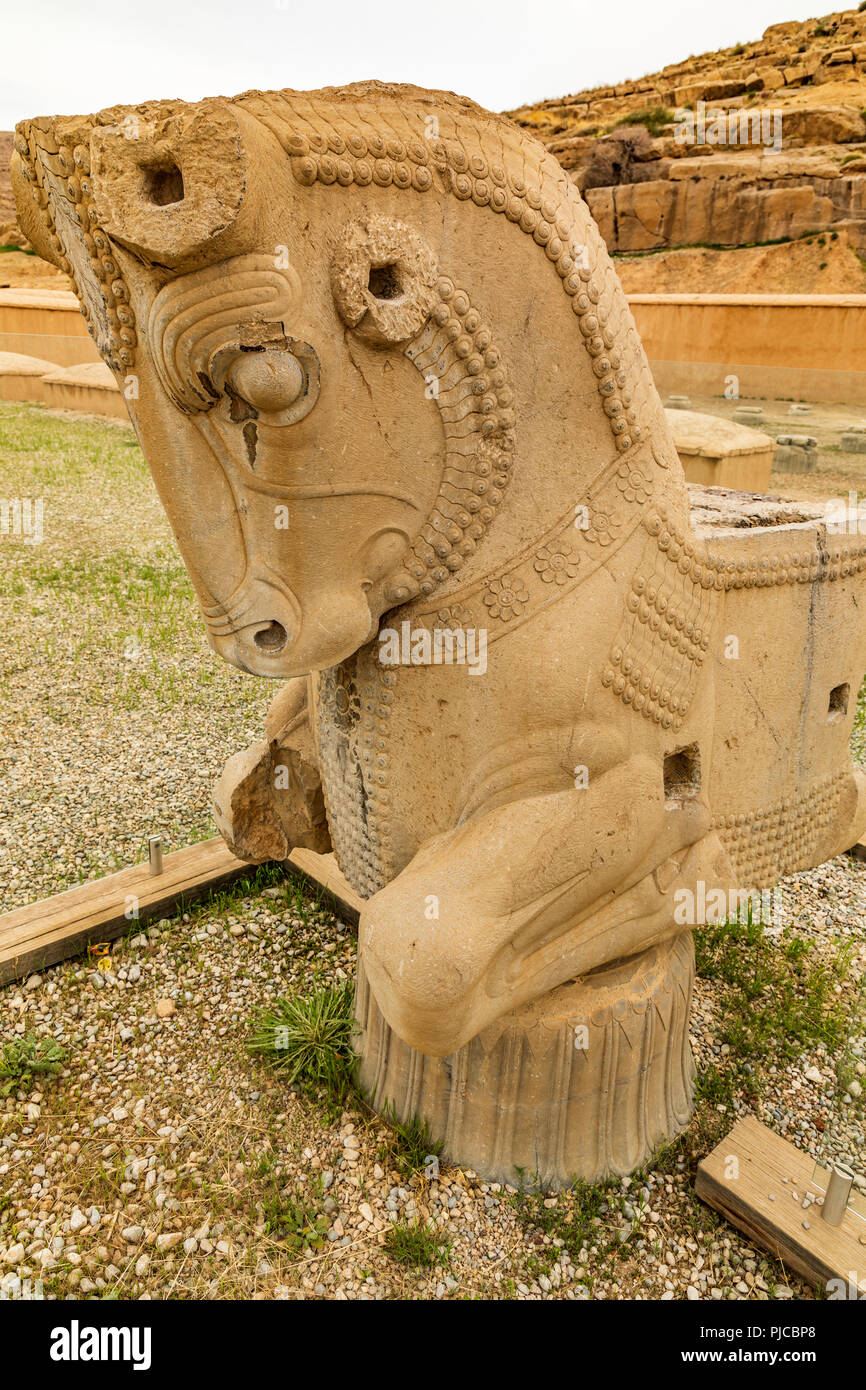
[629,293,866,406]
[0,353,126,421]
[40,363,129,421]
[0,288,100,368]
[3,287,865,419]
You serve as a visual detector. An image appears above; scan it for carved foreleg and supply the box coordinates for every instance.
[212,677,331,861]
[360,753,731,1055]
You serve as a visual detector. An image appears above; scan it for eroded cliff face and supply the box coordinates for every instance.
[508,8,866,292]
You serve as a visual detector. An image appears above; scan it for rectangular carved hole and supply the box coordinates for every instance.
[828,683,850,723]
[664,743,701,803]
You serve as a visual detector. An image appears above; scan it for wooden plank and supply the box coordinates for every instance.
[696,1115,866,1294]
[0,839,362,986]
[286,848,363,925]
[0,839,255,985]
[1,838,238,943]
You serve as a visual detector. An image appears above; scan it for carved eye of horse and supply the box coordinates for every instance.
[220,338,320,426]
[330,215,438,346]
[147,253,320,424]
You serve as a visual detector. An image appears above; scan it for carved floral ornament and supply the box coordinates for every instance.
[533,543,580,586]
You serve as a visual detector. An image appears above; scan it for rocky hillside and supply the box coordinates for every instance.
[508,7,866,292]
[5,11,866,293]
[0,132,18,239]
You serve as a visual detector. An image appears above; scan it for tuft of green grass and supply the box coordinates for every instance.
[384,1220,451,1268]
[282,871,331,925]
[248,980,357,1102]
[261,1189,330,1252]
[376,1106,444,1180]
[512,1175,627,1266]
[615,105,673,137]
[0,1033,66,1095]
[856,678,866,745]
[694,915,852,1070]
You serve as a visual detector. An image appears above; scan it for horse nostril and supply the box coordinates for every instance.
[253,621,289,653]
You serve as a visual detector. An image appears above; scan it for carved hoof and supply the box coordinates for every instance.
[355,933,696,1188]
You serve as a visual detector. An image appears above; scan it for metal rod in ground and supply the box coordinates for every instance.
[148,836,164,876]
[822,1162,855,1226]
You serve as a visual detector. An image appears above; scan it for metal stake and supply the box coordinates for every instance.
[148,835,164,876]
[822,1162,855,1227]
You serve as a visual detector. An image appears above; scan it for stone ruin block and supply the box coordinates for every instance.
[774,434,818,473]
[841,426,866,454]
[733,405,766,425]
[666,408,774,491]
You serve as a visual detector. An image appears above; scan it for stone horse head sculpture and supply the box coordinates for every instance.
[15,82,866,1185]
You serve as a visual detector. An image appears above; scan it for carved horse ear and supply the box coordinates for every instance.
[330,215,437,346]
[89,103,249,267]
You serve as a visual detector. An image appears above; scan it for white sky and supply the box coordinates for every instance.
[0,0,835,129]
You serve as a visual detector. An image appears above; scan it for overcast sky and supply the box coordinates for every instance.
[1,0,834,129]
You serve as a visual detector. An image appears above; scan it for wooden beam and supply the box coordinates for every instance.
[0,839,362,986]
[696,1115,866,1294]
[285,848,363,926]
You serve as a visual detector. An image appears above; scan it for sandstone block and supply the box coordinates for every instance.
[666,408,774,490]
[841,428,866,453]
[773,436,818,472]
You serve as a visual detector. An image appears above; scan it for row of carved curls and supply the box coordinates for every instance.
[384,276,516,604]
[647,504,866,588]
[12,126,137,372]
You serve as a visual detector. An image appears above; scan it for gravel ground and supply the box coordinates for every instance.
[0,402,864,1301]
[0,403,270,906]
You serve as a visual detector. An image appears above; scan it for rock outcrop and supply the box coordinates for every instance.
[509,8,866,284]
